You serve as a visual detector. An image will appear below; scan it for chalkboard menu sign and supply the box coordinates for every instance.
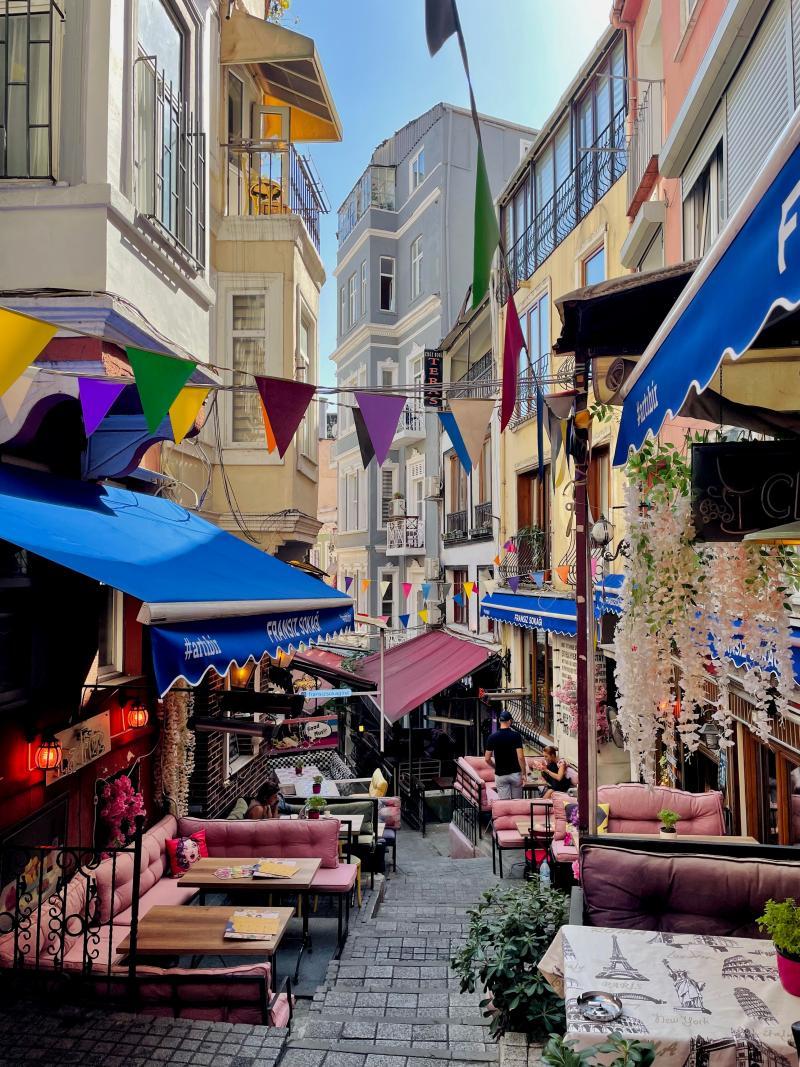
[691,441,800,541]
[423,348,443,409]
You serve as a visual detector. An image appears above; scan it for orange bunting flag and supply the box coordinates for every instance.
[463,581,475,598]
[361,579,371,593]
[493,554,501,566]
[0,307,56,397]
[259,397,277,453]
[556,566,570,585]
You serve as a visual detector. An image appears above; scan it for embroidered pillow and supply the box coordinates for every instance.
[166,830,208,878]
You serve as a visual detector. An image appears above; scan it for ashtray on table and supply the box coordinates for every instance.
[575,991,622,1022]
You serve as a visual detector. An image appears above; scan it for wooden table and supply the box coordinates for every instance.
[514,817,554,837]
[601,832,759,845]
[281,813,364,837]
[178,857,321,981]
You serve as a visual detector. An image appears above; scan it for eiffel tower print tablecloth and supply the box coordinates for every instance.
[538,925,797,1065]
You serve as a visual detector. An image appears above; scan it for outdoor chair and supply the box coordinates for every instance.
[490,798,553,878]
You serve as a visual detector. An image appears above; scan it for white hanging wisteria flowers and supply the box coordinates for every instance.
[156,687,196,816]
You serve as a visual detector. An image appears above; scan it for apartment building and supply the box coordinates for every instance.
[331,103,534,632]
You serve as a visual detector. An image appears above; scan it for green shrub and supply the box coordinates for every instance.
[542,1034,655,1066]
[450,879,567,1039]
[657,808,680,831]
[758,898,800,957]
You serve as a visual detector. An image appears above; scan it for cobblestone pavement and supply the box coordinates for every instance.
[0,827,545,1066]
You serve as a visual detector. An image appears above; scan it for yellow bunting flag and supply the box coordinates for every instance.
[555,566,570,585]
[463,581,475,598]
[0,307,56,397]
[361,579,371,593]
[419,609,428,624]
[169,386,210,445]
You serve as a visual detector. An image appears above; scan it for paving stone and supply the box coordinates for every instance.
[322,1054,367,1067]
[341,1023,378,1040]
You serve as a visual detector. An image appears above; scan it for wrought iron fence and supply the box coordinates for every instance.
[504,106,626,295]
[505,695,553,740]
[472,501,492,535]
[627,80,663,210]
[451,766,482,848]
[451,352,495,399]
[396,402,424,435]
[386,514,424,551]
[398,760,448,837]
[498,532,548,583]
[134,58,206,267]
[444,510,468,544]
[225,141,326,252]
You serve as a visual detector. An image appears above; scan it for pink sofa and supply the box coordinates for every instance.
[490,799,553,878]
[455,756,497,812]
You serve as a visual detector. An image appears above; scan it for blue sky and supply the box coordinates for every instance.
[289,1,612,384]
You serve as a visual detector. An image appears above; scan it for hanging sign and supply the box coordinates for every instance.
[304,688,352,700]
[424,348,444,409]
[691,441,800,541]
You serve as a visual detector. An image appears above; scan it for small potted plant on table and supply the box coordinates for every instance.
[294,757,304,776]
[312,774,323,795]
[758,898,800,995]
[306,796,327,820]
[657,808,680,839]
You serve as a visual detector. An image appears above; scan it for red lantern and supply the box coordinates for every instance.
[34,737,62,771]
[127,703,149,729]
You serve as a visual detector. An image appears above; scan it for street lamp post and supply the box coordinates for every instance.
[355,613,390,754]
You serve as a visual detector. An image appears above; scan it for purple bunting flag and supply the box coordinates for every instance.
[344,576,353,593]
[354,391,406,466]
[78,378,126,437]
[508,575,521,593]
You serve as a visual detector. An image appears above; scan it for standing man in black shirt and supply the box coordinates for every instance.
[485,710,527,799]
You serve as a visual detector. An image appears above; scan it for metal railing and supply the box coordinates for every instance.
[398,759,448,836]
[396,402,425,436]
[504,106,626,295]
[627,80,663,211]
[452,765,482,848]
[472,501,492,535]
[0,0,64,180]
[134,58,206,267]
[444,510,468,543]
[451,352,495,399]
[498,532,549,582]
[505,694,553,740]
[386,514,424,550]
[225,141,327,252]
[338,164,396,243]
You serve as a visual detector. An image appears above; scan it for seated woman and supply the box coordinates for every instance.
[541,745,570,799]
[245,773,288,820]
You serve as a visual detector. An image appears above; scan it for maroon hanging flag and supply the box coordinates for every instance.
[254,376,315,459]
[501,293,526,432]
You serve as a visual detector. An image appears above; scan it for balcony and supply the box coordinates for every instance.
[627,80,663,218]
[392,402,425,445]
[504,106,626,296]
[504,694,554,741]
[385,515,424,556]
[338,164,396,244]
[224,142,327,253]
[134,59,206,268]
[471,501,493,541]
[498,531,549,585]
[451,352,495,399]
[444,510,468,545]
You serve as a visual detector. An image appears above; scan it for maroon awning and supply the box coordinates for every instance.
[355,630,492,724]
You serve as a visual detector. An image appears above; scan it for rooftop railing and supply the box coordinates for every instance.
[337,164,396,244]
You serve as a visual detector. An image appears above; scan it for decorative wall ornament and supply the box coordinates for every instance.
[156,688,196,817]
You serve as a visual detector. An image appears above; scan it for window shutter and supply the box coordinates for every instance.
[682,103,726,200]
[726,0,792,213]
[793,0,800,103]
[381,468,394,524]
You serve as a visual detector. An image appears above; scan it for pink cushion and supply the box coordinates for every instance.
[485,786,499,806]
[96,814,178,923]
[311,863,358,893]
[456,757,494,812]
[112,877,198,926]
[551,838,578,862]
[61,923,131,971]
[491,799,552,832]
[179,816,340,869]
[460,756,495,783]
[597,784,725,836]
[378,798,401,829]
[495,829,525,848]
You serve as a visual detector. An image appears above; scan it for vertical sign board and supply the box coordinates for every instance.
[691,441,800,541]
[423,349,444,409]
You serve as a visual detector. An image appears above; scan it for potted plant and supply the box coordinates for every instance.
[392,491,405,517]
[657,808,680,839]
[757,898,800,996]
[306,795,327,820]
[542,1034,654,1066]
[312,774,323,795]
[294,757,304,776]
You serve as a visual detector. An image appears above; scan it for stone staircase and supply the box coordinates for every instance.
[277,836,503,1067]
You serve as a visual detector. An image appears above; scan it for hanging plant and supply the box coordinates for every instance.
[99,774,145,849]
[156,688,196,817]
[554,674,609,743]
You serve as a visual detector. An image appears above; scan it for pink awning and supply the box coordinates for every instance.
[355,631,492,724]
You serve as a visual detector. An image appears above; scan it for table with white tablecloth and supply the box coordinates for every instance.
[538,925,798,1065]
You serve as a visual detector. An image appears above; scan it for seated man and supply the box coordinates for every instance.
[485,710,527,799]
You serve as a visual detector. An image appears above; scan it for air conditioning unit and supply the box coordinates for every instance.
[424,476,442,499]
[426,603,443,625]
[424,557,441,580]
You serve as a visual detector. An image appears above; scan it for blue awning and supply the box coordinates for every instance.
[480,592,579,636]
[615,108,800,463]
[594,572,625,616]
[0,464,353,695]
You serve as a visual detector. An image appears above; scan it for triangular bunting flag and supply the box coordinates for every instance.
[503,540,512,551]
[453,593,464,607]
[501,293,526,432]
[398,613,410,629]
[352,406,376,468]
[472,142,500,308]
[533,571,544,588]
[255,376,315,459]
[422,582,432,601]
[259,397,277,453]
[354,391,405,466]
[169,386,210,445]
[361,579,371,592]
[380,580,391,597]
[0,307,56,397]
[439,411,471,474]
[508,576,520,593]
[493,554,501,566]
[127,347,194,434]
[344,576,353,593]
[2,374,34,423]
[425,0,459,56]
[380,615,390,625]
[448,398,494,468]
[591,557,599,578]
[78,378,126,437]
[463,581,475,598]
[556,566,570,585]
[419,609,429,624]
[402,582,413,599]
[508,541,518,554]
[441,582,452,597]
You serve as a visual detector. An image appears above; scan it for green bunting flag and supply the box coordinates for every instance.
[472,143,499,309]
[127,347,194,434]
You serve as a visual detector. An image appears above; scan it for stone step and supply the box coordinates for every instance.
[279,1047,497,1067]
[293,1014,491,1039]
[281,1033,498,1063]
[306,989,485,1021]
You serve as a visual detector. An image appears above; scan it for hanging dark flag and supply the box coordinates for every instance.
[425,0,459,56]
[353,406,375,468]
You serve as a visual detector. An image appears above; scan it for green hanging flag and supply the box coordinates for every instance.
[127,347,195,434]
[472,142,499,309]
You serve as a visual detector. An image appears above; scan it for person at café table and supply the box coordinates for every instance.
[485,710,528,799]
[541,745,570,798]
[246,774,288,820]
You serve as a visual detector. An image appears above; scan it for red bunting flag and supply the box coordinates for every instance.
[501,293,526,432]
[255,376,315,459]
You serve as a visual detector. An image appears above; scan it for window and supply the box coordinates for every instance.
[343,469,360,531]
[380,257,395,311]
[340,287,346,334]
[588,445,610,522]
[231,293,267,443]
[582,245,606,286]
[516,468,550,568]
[348,273,357,326]
[98,589,124,677]
[0,3,63,179]
[452,568,468,626]
[138,0,183,89]
[683,144,724,259]
[516,292,549,421]
[410,236,423,300]
[410,147,425,191]
[380,467,398,528]
[227,72,243,143]
[360,260,368,318]
[298,316,316,459]
[380,571,395,623]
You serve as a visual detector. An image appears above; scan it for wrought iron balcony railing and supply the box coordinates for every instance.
[627,80,663,214]
[224,141,327,252]
[386,514,424,551]
[472,501,492,536]
[504,106,626,296]
[498,532,549,583]
[505,694,554,740]
[396,402,425,436]
[444,510,468,544]
[451,352,495,399]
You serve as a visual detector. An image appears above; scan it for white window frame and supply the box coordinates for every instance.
[98,588,125,677]
[340,286,346,334]
[222,663,262,780]
[378,360,397,390]
[378,462,399,531]
[360,260,368,319]
[348,272,357,327]
[410,147,425,191]
[410,236,423,300]
[683,143,724,260]
[379,565,399,624]
[379,256,395,312]
[297,310,316,461]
